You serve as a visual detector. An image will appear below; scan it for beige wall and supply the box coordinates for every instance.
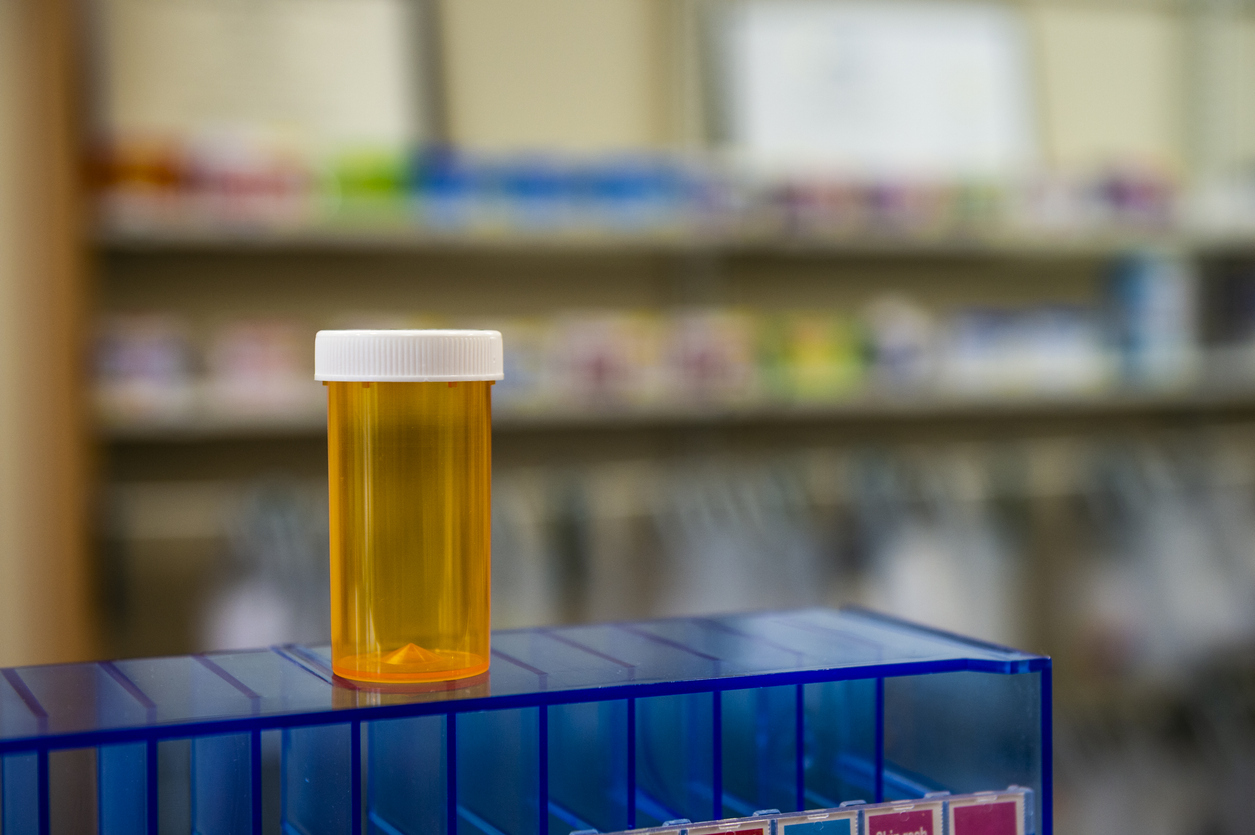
[439,0,670,152]
[1031,5,1187,174]
[1191,11,1255,176]
[437,0,1221,177]
[99,0,422,147]
[0,0,95,666]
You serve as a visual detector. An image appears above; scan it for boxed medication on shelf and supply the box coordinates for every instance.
[864,798,944,835]
[588,787,1031,835]
[947,789,1030,835]
[774,806,862,835]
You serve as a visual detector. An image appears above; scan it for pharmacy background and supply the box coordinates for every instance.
[7,0,1255,833]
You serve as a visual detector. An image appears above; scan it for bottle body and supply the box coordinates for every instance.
[327,380,492,683]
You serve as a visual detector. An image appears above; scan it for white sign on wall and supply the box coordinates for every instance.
[717,0,1036,179]
[99,0,423,150]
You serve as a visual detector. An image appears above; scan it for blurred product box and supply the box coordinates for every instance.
[759,312,864,404]
[475,318,555,413]
[94,313,197,422]
[95,288,1209,431]
[548,312,668,410]
[204,319,321,418]
[862,296,936,392]
[940,306,1109,397]
[662,309,761,407]
[1106,252,1199,390]
[1012,169,1179,235]
[98,143,1193,241]
[760,179,1007,239]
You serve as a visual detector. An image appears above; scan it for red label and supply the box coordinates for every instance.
[953,802,1018,835]
[867,809,935,835]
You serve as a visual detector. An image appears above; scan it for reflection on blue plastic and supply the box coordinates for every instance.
[283,723,353,835]
[99,741,147,833]
[0,608,1050,835]
[2,752,39,835]
[191,732,251,835]
[368,715,446,835]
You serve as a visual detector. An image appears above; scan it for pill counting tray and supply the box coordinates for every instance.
[0,608,1050,835]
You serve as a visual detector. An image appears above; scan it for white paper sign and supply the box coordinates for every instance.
[719,0,1036,179]
[99,0,422,148]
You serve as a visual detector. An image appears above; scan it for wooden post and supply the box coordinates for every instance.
[0,0,96,666]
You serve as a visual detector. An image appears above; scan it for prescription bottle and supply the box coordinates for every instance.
[315,329,503,684]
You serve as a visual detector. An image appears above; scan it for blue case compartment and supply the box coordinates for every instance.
[0,608,1051,835]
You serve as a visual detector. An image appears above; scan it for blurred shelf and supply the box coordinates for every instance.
[99,386,1255,443]
[94,216,1228,260]
[97,218,716,255]
[102,410,328,441]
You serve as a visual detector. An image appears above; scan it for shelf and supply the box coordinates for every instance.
[94,215,1226,259]
[0,608,1050,834]
[98,386,1255,443]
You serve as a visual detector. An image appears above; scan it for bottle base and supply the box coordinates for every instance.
[333,646,489,684]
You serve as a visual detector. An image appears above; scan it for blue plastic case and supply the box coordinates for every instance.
[0,608,1050,835]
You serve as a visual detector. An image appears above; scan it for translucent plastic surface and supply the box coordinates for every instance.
[0,609,1051,835]
[326,380,492,683]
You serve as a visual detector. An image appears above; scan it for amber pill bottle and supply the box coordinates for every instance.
[315,329,502,683]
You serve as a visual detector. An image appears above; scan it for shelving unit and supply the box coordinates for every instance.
[94,385,1255,443]
[95,204,1255,447]
[96,214,1244,260]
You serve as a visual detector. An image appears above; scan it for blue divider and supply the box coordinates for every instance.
[2,752,39,834]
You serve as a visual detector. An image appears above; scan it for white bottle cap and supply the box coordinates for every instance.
[314,329,504,382]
